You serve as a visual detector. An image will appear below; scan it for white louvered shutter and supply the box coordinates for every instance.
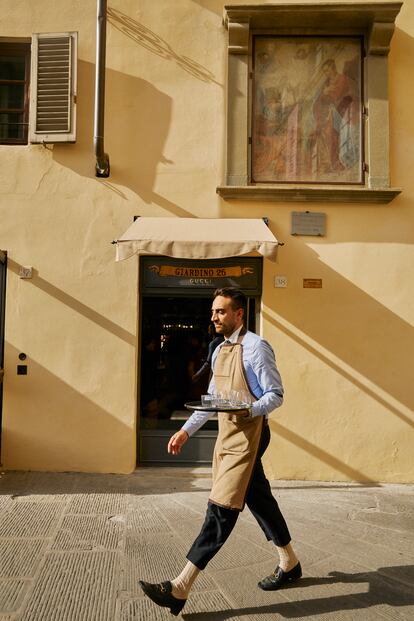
[29,32,77,143]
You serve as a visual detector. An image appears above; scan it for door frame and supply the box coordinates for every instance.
[136,255,263,465]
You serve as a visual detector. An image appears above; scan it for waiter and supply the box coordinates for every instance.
[140,287,301,616]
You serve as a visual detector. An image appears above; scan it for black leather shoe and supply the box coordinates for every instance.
[258,562,302,591]
[139,580,186,616]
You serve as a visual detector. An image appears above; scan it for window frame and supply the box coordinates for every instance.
[217,2,403,204]
[0,41,31,145]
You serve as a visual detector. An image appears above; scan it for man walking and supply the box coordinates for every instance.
[139,287,301,615]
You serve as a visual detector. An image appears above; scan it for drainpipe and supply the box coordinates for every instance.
[94,0,110,177]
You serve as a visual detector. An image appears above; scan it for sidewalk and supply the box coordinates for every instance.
[0,468,412,620]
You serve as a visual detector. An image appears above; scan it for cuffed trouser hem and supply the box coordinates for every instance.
[186,501,239,570]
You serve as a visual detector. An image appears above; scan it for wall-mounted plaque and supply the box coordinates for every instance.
[291,211,326,236]
[303,278,322,288]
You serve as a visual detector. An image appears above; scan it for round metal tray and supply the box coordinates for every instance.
[184,401,249,413]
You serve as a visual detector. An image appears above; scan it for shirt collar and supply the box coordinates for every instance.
[225,325,243,344]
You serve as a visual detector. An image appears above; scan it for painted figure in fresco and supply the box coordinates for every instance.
[254,86,289,178]
[311,58,360,174]
[253,41,311,181]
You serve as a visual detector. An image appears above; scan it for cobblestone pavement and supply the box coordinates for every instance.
[0,468,412,620]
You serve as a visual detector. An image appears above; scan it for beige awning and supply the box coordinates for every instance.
[115,218,279,262]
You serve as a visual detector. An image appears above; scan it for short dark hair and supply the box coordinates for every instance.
[213,287,247,316]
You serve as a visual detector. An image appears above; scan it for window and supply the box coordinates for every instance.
[0,33,77,146]
[29,32,78,143]
[0,42,30,145]
[217,2,402,203]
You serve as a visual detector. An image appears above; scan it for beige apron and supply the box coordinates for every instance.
[209,334,264,511]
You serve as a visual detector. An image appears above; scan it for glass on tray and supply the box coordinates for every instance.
[201,390,252,408]
[201,394,214,406]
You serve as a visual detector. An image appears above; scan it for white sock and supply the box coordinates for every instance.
[171,561,200,599]
[276,542,299,572]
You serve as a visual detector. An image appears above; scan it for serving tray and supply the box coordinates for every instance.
[184,401,249,413]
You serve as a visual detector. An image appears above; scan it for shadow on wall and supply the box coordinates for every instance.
[262,237,414,425]
[53,60,194,217]
[7,260,135,347]
[268,419,379,483]
[107,7,222,86]
[189,0,223,14]
[2,343,135,473]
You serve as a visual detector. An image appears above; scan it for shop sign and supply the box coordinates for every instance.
[141,257,262,294]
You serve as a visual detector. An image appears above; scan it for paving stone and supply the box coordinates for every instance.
[20,551,118,621]
[18,472,77,499]
[66,493,127,515]
[0,499,12,513]
[152,496,205,523]
[126,502,170,534]
[52,515,124,551]
[208,534,275,571]
[209,563,302,612]
[299,555,414,621]
[0,472,412,621]
[124,533,215,595]
[71,474,130,494]
[163,517,205,546]
[350,509,414,534]
[120,591,241,621]
[0,580,29,612]
[0,473,30,496]
[0,503,63,538]
[0,540,48,578]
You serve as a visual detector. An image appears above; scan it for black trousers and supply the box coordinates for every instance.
[187,422,291,570]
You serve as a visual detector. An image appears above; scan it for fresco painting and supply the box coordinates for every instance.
[252,37,363,184]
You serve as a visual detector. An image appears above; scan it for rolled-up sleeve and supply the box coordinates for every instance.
[249,340,284,418]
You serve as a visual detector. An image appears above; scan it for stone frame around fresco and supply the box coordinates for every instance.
[216,2,403,204]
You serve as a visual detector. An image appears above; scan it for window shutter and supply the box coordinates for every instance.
[29,32,77,143]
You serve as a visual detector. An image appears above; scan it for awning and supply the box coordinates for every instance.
[115,218,279,262]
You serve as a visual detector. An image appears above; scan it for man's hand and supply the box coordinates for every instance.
[168,430,189,455]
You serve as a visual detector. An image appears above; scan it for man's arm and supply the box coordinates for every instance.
[168,377,216,454]
[250,339,284,418]
[167,409,214,455]
[168,429,189,455]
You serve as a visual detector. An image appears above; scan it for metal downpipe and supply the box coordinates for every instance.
[94,0,110,177]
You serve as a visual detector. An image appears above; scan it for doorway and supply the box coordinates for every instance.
[137,256,262,465]
[139,295,257,464]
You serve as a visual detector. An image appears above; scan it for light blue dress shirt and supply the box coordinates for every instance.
[182,328,284,437]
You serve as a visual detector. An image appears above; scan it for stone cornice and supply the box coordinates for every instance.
[216,185,401,204]
[224,3,402,55]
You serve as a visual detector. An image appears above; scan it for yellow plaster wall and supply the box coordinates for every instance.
[0,0,413,479]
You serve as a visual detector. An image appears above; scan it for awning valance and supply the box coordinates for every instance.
[115,218,279,262]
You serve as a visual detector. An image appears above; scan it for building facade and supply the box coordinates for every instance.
[0,0,413,481]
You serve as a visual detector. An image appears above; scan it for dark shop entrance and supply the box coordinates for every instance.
[138,255,263,465]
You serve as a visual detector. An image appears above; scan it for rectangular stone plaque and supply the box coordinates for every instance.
[291,212,326,236]
[303,278,322,288]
